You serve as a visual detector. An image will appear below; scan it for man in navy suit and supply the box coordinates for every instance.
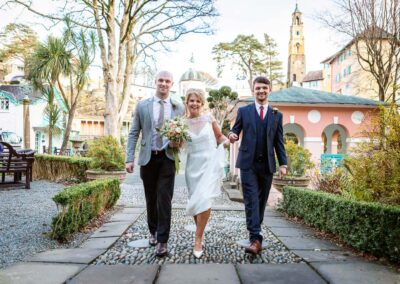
[229,76,287,254]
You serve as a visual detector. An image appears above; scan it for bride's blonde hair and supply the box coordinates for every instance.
[185,88,206,116]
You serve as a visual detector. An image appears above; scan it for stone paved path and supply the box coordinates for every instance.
[0,172,399,284]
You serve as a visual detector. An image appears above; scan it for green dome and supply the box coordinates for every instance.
[180,68,203,82]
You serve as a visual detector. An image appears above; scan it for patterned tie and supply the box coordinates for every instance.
[156,100,165,149]
[259,105,264,121]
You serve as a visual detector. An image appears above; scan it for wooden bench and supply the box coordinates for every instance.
[0,142,35,189]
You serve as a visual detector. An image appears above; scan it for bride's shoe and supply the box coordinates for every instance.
[193,249,203,258]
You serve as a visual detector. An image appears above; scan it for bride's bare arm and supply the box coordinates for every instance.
[211,121,230,147]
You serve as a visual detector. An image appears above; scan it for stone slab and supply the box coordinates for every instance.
[263,217,302,228]
[80,237,120,250]
[27,248,105,264]
[157,264,241,284]
[279,237,341,251]
[292,250,356,263]
[68,264,159,284]
[268,227,314,237]
[121,207,146,214]
[0,262,85,284]
[263,210,284,217]
[310,261,400,284]
[109,213,140,222]
[91,222,132,238]
[127,239,151,248]
[237,263,326,284]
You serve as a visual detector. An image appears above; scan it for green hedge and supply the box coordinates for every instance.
[282,187,400,263]
[51,178,120,241]
[33,154,92,182]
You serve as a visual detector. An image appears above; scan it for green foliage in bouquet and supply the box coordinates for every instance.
[86,135,125,171]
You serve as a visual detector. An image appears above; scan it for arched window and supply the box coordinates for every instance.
[296,43,300,53]
[293,74,297,82]
[296,16,300,25]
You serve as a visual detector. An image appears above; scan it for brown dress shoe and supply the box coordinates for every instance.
[149,234,157,246]
[245,240,262,254]
[155,242,168,257]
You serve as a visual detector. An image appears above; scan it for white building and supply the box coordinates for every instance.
[0,84,66,153]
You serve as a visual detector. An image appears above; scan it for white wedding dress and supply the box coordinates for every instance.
[184,114,225,216]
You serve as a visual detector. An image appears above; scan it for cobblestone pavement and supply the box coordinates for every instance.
[94,209,301,265]
[97,172,300,265]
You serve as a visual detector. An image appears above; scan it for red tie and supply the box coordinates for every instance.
[260,105,264,120]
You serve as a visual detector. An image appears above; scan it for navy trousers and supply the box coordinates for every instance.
[240,162,273,242]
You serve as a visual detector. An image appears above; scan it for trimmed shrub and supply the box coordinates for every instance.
[282,187,400,263]
[86,136,125,171]
[51,178,120,241]
[33,154,92,182]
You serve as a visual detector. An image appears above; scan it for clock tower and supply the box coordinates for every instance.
[287,3,306,86]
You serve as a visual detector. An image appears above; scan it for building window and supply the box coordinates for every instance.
[335,73,341,82]
[0,98,9,111]
[295,43,300,53]
[293,74,297,82]
[296,31,300,36]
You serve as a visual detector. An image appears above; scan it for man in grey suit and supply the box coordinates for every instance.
[125,70,185,257]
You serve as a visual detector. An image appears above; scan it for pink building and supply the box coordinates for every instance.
[228,86,380,172]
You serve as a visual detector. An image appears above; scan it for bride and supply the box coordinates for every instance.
[183,88,230,258]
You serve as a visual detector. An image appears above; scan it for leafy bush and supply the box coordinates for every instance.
[33,154,92,181]
[51,178,120,241]
[344,104,400,205]
[282,187,400,263]
[310,167,350,195]
[284,140,314,177]
[86,135,125,171]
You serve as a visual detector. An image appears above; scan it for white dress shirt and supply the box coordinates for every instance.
[152,96,172,150]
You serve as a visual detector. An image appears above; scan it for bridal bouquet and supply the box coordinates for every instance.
[157,116,191,174]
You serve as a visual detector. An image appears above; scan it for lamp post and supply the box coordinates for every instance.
[23,95,30,149]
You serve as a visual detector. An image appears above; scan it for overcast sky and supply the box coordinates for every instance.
[0,0,348,91]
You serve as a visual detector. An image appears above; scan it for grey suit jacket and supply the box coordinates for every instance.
[125,96,185,165]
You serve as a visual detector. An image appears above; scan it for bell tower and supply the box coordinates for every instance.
[287,3,306,86]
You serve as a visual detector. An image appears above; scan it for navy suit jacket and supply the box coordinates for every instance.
[231,103,287,173]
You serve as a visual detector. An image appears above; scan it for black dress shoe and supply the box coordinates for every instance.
[155,242,168,257]
[149,234,157,246]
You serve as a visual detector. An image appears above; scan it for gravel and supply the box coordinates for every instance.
[94,209,302,265]
[0,180,90,269]
[98,172,301,265]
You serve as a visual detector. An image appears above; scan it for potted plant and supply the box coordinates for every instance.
[85,135,126,182]
[272,140,314,192]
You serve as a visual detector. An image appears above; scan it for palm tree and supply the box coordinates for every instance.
[26,20,95,155]
[26,36,71,154]
[42,86,62,154]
